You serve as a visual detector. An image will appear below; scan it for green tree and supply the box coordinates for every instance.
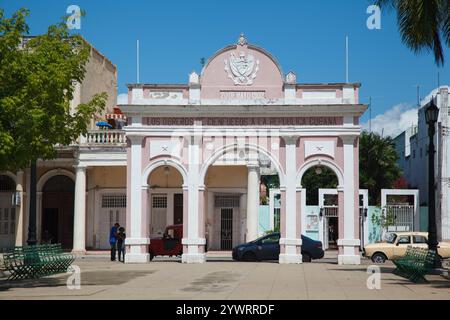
[359,131,402,205]
[376,0,449,65]
[301,166,338,205]
[0,8,107,244]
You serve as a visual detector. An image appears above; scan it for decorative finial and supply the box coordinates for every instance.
[285,71,297,84]
[237,33,247,46]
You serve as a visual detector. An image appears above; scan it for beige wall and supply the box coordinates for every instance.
[80,46,117,129]
[205,165,248,188]
[148,166,183,188]
[90,166,126,188]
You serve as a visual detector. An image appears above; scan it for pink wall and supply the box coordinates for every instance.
[200,44,284,100]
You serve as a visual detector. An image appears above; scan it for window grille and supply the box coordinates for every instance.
[101,194,126,208]
[0,175,15,192]
[152,195,167,208]
[214,195,240,208]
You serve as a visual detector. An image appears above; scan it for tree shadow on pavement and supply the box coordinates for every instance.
[0,270,155,292]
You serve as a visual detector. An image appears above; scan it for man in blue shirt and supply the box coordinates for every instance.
[110,223,120,261]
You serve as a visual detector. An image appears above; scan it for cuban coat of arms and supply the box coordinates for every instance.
[224,51,260,86]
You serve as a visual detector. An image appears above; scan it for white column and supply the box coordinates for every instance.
[15,171,24,246]
[246,163,259,242]
[182,134,206,263]
[338,135,360,265]
[125,135,150,263]
[72,165,87,254]
[279,136,302,264]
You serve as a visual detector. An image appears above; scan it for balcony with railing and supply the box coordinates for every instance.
[79,129,126,146]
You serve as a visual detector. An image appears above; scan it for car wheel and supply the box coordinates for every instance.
[371,252,386,263]
[302,253,312,263]
[149,252,154,261]
[243,252,257,262]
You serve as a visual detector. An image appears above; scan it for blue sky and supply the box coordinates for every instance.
[2,0,449,136]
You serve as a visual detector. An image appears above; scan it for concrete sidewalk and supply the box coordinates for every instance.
[0,254,449,300]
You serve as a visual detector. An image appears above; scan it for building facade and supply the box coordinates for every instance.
[0,41,121,252]
[120,35,366,264]
[394,86,450,241]
[0,35,367,265]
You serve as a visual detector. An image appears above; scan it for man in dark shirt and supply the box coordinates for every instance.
[117,227,126,262]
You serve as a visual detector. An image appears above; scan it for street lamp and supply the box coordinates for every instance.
[425,98,440,268]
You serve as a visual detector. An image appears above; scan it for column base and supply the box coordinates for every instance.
[182,253,206,263]
[338,254,361,265]
[279,253,302,264]
[71,249,86,255]
[125,253,150,263]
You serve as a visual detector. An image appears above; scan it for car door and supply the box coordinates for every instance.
[258,234,280,260]
[411,235,428,249]
[393,235,411,258]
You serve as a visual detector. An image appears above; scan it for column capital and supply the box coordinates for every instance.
[247,163,259,171]
[128,135,144,145]
[74,164,87,171]
[282,135,299,145]
[340,135,357,145]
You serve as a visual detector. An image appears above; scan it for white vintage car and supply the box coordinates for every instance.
[363,232,450,263]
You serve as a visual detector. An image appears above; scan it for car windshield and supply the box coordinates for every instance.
[385,233,397,244]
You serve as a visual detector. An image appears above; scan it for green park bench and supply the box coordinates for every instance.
[392,246,437,283]
[2,244,75,281]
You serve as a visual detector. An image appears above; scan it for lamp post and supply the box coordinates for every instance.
[425,98,440,268]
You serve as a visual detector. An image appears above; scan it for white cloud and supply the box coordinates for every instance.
[117,93,128,105]
[362,103,418,138]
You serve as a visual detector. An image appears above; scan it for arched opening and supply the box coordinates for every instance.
[202,148,281,255]
[148,165,184,238]
[301,165,339,250]
[0,175,16,252]
[42,175,75,249]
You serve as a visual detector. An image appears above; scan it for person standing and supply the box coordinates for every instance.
[110,223,120,261]
[117,227,126,262]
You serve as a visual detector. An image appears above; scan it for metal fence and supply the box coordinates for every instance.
[386,205,414,232]
[324,206,338,217]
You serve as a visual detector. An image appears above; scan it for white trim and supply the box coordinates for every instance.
[279,254,302,264]
[141,158,188,188]
[269,188,280,231]
[181,238,206,245]
[181,253,206,263]
[125,237,150,245]
[37,169,75,192]
[297,159,344,187]
[359,189,369,248]
[279,238,302,245]
[343,140,355,240]
[199,143,285,186]
[121,104,367,117]
[381,189,419,230]
[0,171,18,185]
[125,127,362,137]
[337,239,360,246]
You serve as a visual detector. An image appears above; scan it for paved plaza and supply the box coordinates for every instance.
[0,252,449,300]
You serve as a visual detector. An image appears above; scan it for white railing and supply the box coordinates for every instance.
[80,130,126,146]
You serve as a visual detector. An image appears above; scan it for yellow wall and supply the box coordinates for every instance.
[91,166,126,188]
[205,165,247,188]
[148,166,183,188]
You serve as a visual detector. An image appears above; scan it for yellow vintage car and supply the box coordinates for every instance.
[363,232,450,263]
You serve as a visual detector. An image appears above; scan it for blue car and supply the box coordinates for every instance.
[232,232,324,262]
